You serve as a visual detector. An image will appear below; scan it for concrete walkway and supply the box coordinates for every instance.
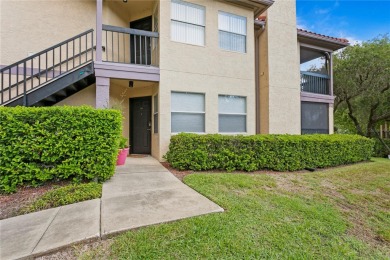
[0,156,223,260]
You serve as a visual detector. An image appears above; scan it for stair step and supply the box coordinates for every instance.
[44,96,57,103]
[56,90,68,97]
[67,84,78,92]
[4,63,95,107]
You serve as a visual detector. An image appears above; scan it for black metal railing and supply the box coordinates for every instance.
[0,29,94,106]
[102,24,159,66]
[300,71,330,95]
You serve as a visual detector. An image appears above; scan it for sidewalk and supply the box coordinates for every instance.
[0,156,223,260]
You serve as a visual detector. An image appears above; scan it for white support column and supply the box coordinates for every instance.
[329,52,334,96]
[96,0,103,62]
[96,76,110,108]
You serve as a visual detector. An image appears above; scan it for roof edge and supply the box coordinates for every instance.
[224,0,274,18]
[298,29,349,48]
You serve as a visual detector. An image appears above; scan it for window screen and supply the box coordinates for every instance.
[301,102,329,134]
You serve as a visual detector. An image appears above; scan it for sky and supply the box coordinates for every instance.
[296,0,390,45]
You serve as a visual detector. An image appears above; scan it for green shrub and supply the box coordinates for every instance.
[0,106,122,193]
[118,136,128,149]
[373,138,390,157]
[21,182,102,213]
[164,133,374,172]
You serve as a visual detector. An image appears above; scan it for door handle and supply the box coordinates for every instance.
[147,128,151,131]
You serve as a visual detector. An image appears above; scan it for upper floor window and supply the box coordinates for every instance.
[218,11,247,53]
[171,0,205,46]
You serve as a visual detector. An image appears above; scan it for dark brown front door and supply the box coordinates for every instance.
[130,97,151,154]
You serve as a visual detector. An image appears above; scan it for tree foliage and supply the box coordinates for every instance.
[333,35,390,137]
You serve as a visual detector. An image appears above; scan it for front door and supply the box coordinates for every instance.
[130,97,152,154]
[130,16,152,65]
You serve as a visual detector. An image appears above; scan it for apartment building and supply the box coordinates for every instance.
[0,0,349,160]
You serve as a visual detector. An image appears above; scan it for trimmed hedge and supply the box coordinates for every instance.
[373,138,390,157]
[164,133,374,172]
[0,106,122,193]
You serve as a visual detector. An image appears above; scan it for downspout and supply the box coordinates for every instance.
[255,22,265,134]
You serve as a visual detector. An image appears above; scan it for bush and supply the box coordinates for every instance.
[373,138,390,157]
[0,106,122,193]
[164,133,374,172]
[21,182,102,213]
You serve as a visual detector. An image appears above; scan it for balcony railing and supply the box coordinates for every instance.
[102,25,159,67]
[300,71,330,95]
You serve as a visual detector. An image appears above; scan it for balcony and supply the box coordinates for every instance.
[102,25,159,67]
[94,0,160,83]
[300,71,330,95]
[300,46,332,97]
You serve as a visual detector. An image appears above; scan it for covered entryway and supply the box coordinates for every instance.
[130,96,152,154]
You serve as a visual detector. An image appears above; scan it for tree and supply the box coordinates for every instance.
[333,35,390,137]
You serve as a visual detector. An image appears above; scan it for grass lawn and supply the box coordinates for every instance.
[21,182,102,214]
[79,158,389,259]
[0,182,102,219]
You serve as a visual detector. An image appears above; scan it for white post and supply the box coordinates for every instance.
[96,76,109,108]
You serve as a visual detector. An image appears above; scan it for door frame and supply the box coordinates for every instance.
[129,96,152,154]
[129,16,153,31]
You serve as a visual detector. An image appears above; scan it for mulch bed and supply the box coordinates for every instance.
[161,160,375,182]
[161,162,195,181]
[160,162,297,181]
[0,180,70,220]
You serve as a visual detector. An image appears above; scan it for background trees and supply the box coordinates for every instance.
[333,35,390,137]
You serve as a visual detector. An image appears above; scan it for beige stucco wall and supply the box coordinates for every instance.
[1,0,94,65]
[158,0,257,160]
[0,0,150,65]
[258,0,301,134]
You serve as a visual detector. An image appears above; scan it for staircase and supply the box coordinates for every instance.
[0,29,95,107]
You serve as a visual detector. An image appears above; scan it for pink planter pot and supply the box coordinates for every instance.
[116,148,129,166]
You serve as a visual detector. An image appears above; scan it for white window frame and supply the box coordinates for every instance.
[218,95,247,133]
[171,0,206,46]
[171,91,206,133]
[218,11,247,53]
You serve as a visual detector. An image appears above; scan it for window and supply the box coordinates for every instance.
[219,95,246,133]
[171,92,205,133]
[218,11,247,53]
[154,94,158,133]
[301,102,329,134]
[171,0,205,46]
